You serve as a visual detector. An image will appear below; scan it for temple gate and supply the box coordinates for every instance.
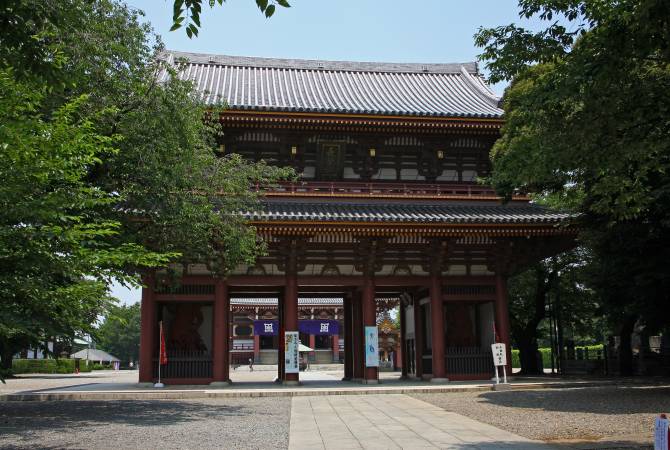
[138,52,575,385]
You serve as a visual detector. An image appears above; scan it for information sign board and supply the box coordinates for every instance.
[655,416,669,450]
[365,326,379,367]
[491,343,507,367]
[285,331,299,374]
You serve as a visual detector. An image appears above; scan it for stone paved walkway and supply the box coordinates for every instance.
[288,394,554,449]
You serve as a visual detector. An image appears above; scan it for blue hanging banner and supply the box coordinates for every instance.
[253,320,279,336]
[298,320,339,335]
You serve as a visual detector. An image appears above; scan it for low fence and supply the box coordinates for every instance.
[445,347,494,376]
[152,350,212,379]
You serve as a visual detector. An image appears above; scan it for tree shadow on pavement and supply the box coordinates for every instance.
[0,399,252,436]
[477,385,670,415]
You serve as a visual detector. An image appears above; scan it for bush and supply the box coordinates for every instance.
[511,345,605,368]
[11,358,92,374]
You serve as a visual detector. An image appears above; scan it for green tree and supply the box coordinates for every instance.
[97,303,141,366]
[0,0,291,373]
[475,0,670,374]
[170,0,290,37]
[0,70,168,371]
[509,249,601,374]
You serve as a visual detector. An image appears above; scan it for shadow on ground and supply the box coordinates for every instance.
[0,399,250,435]
[478,385,670,415]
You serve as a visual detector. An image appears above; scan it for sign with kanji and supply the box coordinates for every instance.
[365,326,379,367]
[655,415,669,450]
[285,331,299,374]
[491,343,507,367]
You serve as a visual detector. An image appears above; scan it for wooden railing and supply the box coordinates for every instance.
[262,181,512,199]
[231,342,254,351]
[445,347,494,375]
[152,349,212,379]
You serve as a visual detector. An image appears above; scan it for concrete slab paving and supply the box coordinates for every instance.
[289,394,556,450]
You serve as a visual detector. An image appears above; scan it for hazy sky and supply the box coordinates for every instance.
[111,0,539,305]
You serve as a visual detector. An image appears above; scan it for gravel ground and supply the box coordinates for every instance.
[0,397,291,449]
[413,384,670,447]
[0,371,139,395]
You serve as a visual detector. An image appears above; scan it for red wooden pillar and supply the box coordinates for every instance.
[277,287,284,383]
[352,292,364,380]
[399,297,408,378]
[253,334,260,360]
[413,299,423,379]
[309,334,316,362]
[211,279,230,385]
[495,274,513,374]
[343,295,353,380]
[362,274,378,383]
[283,270,299,385]
[430,274,448,382]
[139,274,156,383]
[332,334,339,362]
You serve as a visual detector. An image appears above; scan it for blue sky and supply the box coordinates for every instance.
[111,0,538,305]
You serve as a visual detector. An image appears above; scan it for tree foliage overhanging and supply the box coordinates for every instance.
[170,0,290,38]
[0,0,290,371]
[476,0,670,371]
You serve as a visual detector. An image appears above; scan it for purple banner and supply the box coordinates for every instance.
[253,320,278,336]
[299,320,339,336]
[253,319,339,336]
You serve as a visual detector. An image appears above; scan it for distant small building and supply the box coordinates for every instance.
[71,348,121,370]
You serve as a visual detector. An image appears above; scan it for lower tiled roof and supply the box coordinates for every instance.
[244,202,571,224]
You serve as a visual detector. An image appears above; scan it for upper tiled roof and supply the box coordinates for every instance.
[160,51,503,119]
[243,201,570,224]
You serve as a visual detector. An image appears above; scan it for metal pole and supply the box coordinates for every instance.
[548,293,556,374]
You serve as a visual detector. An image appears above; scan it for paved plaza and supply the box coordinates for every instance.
[289,394,550,449]
[0,369,665,449]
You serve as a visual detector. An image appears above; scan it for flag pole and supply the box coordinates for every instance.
[154,321,165,388]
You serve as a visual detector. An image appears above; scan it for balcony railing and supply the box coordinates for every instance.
[262,181,515,199]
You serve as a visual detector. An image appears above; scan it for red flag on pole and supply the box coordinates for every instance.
[159,321,168,365]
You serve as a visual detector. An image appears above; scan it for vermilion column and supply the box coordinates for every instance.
[495,274,513,374]
[343,295,353,380]
[332,334,339,362]
[277,287,284,383]
[283,270,299,385]
[309,334,316,362]
[430,274,448,382]
[139,274,156,383]
[352,293,364,380]
[253,334,260,360]
[211,279,230,385]
[362,275,378,383]
[413,299,423,379]
[400,297,408,378]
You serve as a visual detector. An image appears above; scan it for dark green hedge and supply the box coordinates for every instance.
[511,345,604,368]
[11,358,93,374]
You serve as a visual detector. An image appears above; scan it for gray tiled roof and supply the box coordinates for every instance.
[244,202,570,224]
[160,51,503,118]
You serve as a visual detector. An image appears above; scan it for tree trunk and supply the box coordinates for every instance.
[618,315,637,376]
[0,345,14,371]
[517,332,542,375]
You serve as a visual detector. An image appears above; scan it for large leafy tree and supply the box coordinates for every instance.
[0,0,290,372]
[0,70,168,370]
[475,0,670,373]
[509,249,600,374]
[97,303,141,366]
